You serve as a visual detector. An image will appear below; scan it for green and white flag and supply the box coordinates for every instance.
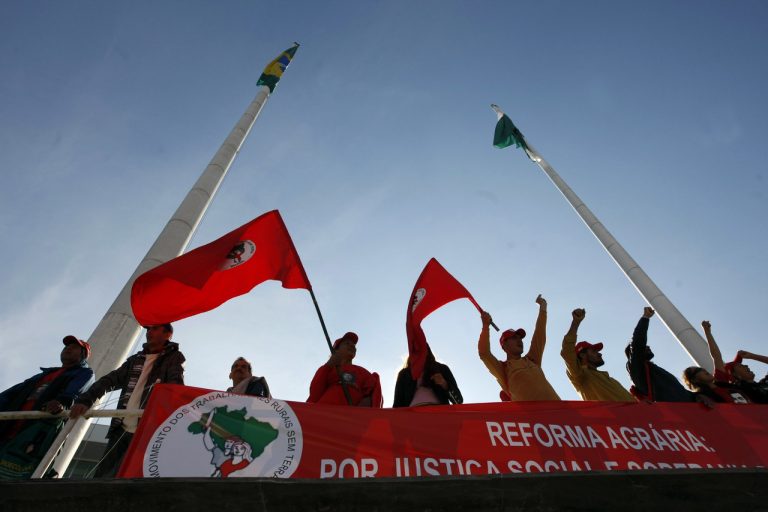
[491,104,533,160]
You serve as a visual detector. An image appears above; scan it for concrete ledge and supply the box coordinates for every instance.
[2,470,767,512]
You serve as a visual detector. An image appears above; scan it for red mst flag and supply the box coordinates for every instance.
[406,258,481,380]
[131,210,311,325]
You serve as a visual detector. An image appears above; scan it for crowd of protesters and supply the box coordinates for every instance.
[1,297,766,479]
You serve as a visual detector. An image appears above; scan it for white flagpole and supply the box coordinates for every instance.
[35,84,275,478]
[493,107,711,369]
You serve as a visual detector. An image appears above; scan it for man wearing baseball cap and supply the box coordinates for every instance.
[70,323,184,477]
[307,332,382,407]
[0,335,94,479]
[560,308,634,402]
[478,294,560,401]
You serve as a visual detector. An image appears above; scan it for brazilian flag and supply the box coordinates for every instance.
[257,43,300,93]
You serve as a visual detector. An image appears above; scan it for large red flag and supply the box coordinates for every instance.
[131,210,311,325]
[406,258,481,379]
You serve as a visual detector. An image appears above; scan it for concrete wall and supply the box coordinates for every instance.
[2,470,766,512]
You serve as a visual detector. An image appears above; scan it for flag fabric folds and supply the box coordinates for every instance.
[406,258,481,380]
[491,104,533,159]
[256,43,299,93]
[131,210,311,326]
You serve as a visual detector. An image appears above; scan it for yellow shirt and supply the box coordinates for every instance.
[478,310,561,401]
[560,331,635,402]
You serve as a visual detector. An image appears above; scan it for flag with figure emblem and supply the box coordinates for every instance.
[131,210,311,325]
[406,258,481,379]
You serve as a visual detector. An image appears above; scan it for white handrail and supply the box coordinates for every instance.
[0,409,143,420]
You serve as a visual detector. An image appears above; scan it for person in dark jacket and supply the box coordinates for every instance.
[393,346,463,407]
[70,323,185,477]
[227,357,271,398]
[625,307,697,402]
[0,335,94,479]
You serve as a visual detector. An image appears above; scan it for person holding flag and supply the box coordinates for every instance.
[405,258,494,391]
[478,295,561,401]
[393,346,462,407]
[307,332,382,407]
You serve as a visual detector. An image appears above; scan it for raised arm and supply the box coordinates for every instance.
[627,307,654,388]
[526,294,548,365]
[561,308,586,379]
[478,311,504,377]
[701,321,725,372]
[737,350,768,365]
[478,311,493,358]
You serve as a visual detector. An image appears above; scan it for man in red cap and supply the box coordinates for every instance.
[560,308,634,402]
[0,335,94,479]
[478,294,560,401]
[307,332,382,407]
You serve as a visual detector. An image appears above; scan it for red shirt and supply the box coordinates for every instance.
[713,369,751,403]
[307,364,382,406]
[220,458,250,477]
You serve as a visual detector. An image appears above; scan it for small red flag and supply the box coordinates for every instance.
[406,258,481,380]
[131,210,311,325]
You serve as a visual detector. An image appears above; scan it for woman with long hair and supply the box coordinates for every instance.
[393,346,463,407]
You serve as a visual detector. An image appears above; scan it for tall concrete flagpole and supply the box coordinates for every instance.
[37,80,279,478]
[492,106,711,369]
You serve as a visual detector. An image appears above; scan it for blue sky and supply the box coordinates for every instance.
[1,1,767,414]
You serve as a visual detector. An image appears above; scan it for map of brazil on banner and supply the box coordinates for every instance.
[118,385,768,479]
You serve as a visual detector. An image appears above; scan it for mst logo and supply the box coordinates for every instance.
[411,288,427,313]
[143,393,302,478]
[220,240,256,270]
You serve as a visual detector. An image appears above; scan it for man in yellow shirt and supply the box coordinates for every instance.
[561,308,634,402]
[478,295,560,401]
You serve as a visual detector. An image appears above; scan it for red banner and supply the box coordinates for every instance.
[119,384,768,478]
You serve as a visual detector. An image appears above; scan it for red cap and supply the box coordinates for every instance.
[63,335,91,359]
[500,328,526,345]
[333,331,359,349]
[575,341,603,354]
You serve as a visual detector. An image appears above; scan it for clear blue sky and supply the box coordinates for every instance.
[1,1,767,412]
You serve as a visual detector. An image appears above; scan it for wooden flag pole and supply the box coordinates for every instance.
[308,289,355,406]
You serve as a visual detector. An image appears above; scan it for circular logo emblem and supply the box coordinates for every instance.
[220,240,256,270]
[411,288,426,312]
[142,393,303,478]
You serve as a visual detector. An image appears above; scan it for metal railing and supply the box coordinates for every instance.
[0,409,142,478]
